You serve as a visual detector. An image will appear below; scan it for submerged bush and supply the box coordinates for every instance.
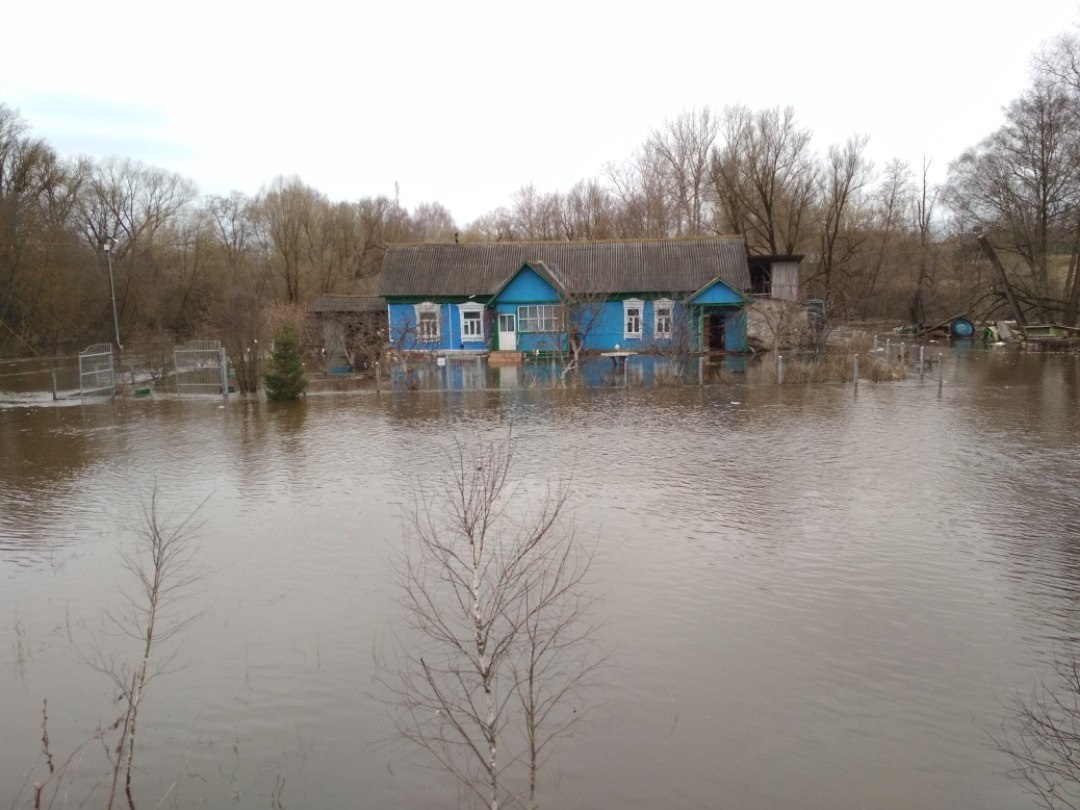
[779,352,906,384]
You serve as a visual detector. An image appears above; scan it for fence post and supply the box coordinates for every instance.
[919,346,925,379]
[938,352,944,394]
[51,369,58,401]
[885,337,891,358]
[901,342,906,363]
[777,355,784,385]
[853,353,860,384]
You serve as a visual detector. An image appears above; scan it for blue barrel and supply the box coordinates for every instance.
[949,317,975,338]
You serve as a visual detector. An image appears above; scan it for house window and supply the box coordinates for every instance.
[414,302,440,342]
[458,303,485,341]
[518,304,560,332]
[654,298,674,339]
[623,298,644,339]
[462,311,482,338]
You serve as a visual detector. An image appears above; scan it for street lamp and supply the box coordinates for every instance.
[103,237,123,350]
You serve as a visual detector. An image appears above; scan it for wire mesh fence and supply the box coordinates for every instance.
[79,344,115,399]
[174,340,228,397]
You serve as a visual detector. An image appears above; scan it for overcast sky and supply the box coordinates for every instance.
[6,0,1079,224]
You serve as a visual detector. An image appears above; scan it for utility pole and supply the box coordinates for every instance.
[104,238,123,350]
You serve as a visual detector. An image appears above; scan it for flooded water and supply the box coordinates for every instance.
[2,347,1080,809]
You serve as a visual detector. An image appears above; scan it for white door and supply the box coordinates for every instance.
[498,313,517,351]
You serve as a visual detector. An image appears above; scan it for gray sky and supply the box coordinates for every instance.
[6,0,1078,224]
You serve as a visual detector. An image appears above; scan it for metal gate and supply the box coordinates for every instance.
[79,343,115,399]
[174,340,229,397]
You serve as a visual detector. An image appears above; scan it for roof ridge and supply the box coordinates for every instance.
[385,235,745,248]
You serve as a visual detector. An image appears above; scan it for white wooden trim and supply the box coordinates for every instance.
[654,298,674,339]
[414,301,440,343]
[457,302,486,342]
[623,298,644,339]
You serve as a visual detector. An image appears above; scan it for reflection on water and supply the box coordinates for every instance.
[387,353,752,391]
[2,347,1080,809]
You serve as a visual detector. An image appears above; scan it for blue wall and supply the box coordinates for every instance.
[492,267,564,352]
[495,266,560,303]
[387,301,489,352]
[389,265,751,354]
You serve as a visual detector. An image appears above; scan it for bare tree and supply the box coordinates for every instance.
[711,105,817,253]
[412,200,458,243]
[558,179,615,241]
[96,489,202,810]
[816,135,873,309]
[511,185,562,241]
[25,490,205,810]
[254,176,324,304]
[857,159,912,319]
[381,436,601,810]
[606,142,675,238]
[996,651,1080,810]
[561,292,607,382]
[650,108,720,236]
[910,158,939,325]
[945,80,1080,322]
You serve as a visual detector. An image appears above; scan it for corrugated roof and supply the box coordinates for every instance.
[308,295,386,314]
[377,238,751,298]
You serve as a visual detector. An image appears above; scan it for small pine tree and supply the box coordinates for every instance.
[263,323,308,401]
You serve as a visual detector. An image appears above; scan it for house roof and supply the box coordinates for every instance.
[377,238,751,298]
[308,295,385,314]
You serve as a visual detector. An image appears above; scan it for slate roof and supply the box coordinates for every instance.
[377,238,751,298]
[308,295,386,314]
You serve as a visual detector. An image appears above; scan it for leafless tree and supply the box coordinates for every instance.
[93,489,203,810]
[254,176,325,304]
[606,142,676,238]
[412,200,458,243]
[910,158,939,325]
[945,80,1080,323]
[511,185,562,241]
[650,108,720,236]
[23,489,205,810]
[380,436,601,810]
[857,159,912,320]
[560,292,607,381]
[558,179,615,241]
[815,135,872,310]
[711,105,817,253]
[996,651,1080,810]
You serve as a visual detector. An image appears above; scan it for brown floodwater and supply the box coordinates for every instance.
[2,347,1080,808]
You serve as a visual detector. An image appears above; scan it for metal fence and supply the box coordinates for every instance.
[174,340,228,397]
[79,344,115,399]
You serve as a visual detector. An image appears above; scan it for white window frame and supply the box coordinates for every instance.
[414,302,440,343]
[458,302,486,342]
[623,298,644,339]
[518,304,561,332]
[654,298,674,340]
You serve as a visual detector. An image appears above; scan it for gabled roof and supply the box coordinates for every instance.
[377,238,751,298]
[489,261,570,301]
[686,276,751,305]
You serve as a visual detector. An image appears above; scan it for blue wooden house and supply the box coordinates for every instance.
[376,238,753,356]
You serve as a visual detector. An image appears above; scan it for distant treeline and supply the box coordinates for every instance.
[3,25,1080,356]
